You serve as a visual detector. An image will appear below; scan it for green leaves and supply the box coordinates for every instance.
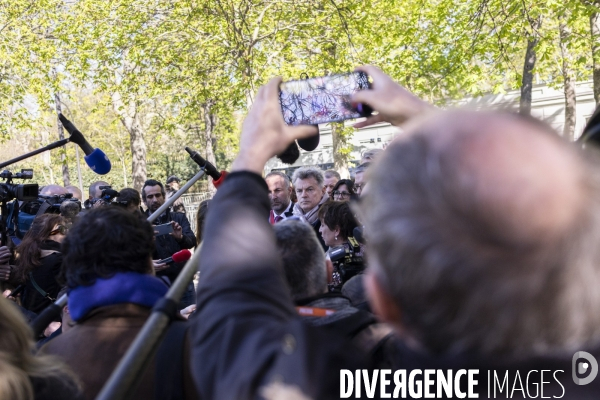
[0,0,596,186]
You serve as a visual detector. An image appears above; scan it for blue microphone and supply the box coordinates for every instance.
[59,114,112,175]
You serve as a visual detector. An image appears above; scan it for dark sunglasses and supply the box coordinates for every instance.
[49,225,68,236]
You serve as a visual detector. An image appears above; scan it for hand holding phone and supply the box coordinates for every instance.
[351,65,432,128]
[154,222,174,236]
[279,71,373,126]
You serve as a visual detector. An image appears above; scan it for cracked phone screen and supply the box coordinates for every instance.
[279,72,371,126]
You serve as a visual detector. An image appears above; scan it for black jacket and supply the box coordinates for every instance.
[21,240,63,314]
[190,171,372,399]
[146,209,196,281]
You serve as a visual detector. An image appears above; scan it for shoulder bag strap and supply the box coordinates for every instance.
[28,272,56,302]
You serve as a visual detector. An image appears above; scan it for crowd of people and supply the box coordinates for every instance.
[1,65,600,399]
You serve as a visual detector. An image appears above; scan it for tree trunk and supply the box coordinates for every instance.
[591,3,600,105]
[560,18,577,141]
[331,123,350,179]
[112,92,147,191]
[54,93,71,186]
[202,102,218,195]
[520,18,542,115]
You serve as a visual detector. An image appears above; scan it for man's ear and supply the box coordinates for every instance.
[325,258,334,284]
[364,270,402,326]
[321,185,326,195]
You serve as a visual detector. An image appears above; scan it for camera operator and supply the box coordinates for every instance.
[142,179,196,308]
[317,201,363,291]
[84,180,110,209]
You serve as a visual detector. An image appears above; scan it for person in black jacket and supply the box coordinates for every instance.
[142,179,196,308]
[14,214,66,315]
[189,78,371,399]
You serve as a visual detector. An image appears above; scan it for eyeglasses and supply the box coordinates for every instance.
[49,225,68,236]
[333,190,351,198]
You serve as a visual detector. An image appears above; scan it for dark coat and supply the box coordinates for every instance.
[146,209,196,281]
[190,171,372,399]
[21,240,63,314]
[41,304,154,400]
[31,374,84,400]
[40,303,197,400]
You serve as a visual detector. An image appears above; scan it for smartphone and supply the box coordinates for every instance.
[154,223,174,236]
[279,71,373,126]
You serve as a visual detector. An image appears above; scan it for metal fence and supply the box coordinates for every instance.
[180,192,212,234]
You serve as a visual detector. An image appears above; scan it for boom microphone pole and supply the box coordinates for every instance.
[0,114,111,175]
[31,293,68,338]
[31,146,212,338]
[147,169,205,223]
[97,149,229,399]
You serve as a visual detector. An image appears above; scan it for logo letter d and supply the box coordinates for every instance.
[572,351,598,385]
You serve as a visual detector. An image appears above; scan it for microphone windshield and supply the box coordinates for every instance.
[60,200,81,219]
[85,148,112,175]
[172,249,192,264]
[297,132,320,151]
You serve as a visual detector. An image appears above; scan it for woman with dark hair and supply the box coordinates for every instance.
[330,179,356,202]
[15,214,67,314]
[318,201,363,291]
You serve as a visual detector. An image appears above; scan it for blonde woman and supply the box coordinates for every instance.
[0,297,82,400]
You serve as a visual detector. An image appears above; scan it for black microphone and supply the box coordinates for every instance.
[185,147,228,188]
[185,147,221,180]
[297,131,320,151]
[58,113,112,175]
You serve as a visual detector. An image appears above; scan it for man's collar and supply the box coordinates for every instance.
[274,201,293,217]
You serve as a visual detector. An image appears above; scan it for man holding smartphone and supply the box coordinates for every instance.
[142,179,196,307]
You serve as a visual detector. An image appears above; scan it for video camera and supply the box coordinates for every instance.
[0,169,38,202]
[89,185,120,207]
[329,236,365,287]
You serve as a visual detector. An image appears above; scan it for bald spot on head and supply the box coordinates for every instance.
[405,111,584,245]
[40,184,68,197]
[65,186,83,201]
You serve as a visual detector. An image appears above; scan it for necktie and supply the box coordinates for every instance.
[274,215,283,223]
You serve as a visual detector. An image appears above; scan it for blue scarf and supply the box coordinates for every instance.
[68,272,168,322]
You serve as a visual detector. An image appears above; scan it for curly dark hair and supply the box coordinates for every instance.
[15,214,64,282]
[60,207,155,287]
[317,201,359,241]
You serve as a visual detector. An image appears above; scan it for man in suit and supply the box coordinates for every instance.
[265,171,294,224]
